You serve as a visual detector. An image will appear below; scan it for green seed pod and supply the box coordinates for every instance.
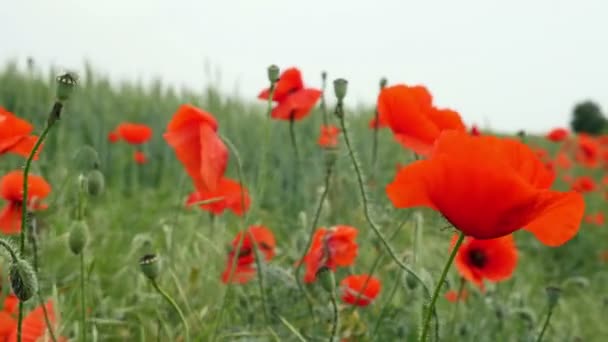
[68,221,89,255]
[56,71,78,102]
[545,286,561,308]
[9,259,38,301]
[321,71,327,82]
[86,169,105,197]
[316,266,335,294]
[405,272,419,290]
[139,254,160,281]
[72,145,101,172]
[267,65,280,84]
[333,78,348,102]
[379,77,388,89]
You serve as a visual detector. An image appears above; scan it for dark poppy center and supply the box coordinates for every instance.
[468,249,486,268]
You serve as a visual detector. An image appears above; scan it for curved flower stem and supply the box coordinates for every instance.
[536,306,555,342]
[419,232,465,342]
[18,101,62,342]
[151,280,189,342]
[335,104,439,339]
[0,239,19,262]
[80,252,87,341]
[294,157,334,321]
[329,292,339,342]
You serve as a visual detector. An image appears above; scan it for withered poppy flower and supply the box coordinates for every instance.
[340,274,381,307]
[546,128,569,142]
[445,289,469,303]
[222,225,275,284]
[164,104,227,192]
[377,84,465,155]
[116,123,153,145]
[575,134,600,168]
[386,131,584,246]
[317,125,340,149]
[186,177,250,216]
[584,212,604,226]
[0,171,51,234]
[7,300,61,342]
[454,234,518,290]
[258,68,321,121]
[0,107,40,160]
[133,150,147,164]
[570,176,596,193]
[302,225,358,283]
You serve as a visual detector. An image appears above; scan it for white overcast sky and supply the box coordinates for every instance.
[2,0,607,133]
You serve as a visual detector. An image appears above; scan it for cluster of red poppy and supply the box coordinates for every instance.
[0,295,64,341]
[108,122,153,164]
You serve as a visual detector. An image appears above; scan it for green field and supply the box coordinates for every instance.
[0,61,606,341]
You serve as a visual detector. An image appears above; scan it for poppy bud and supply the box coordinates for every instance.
[321,71,327,82]
[267,65,280,84]
[545,286,561,308]
[333,78,348,102]
[9,259,38,301]
[405,272,419,290]
[56,71,78,102]
[379,77,388,89]
[68,221,89,255]
[73,145,101,172]
[86,169,105,197]
[139,254,160,281]
[316,266,335,294]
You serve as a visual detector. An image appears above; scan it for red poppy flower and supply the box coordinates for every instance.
[575,134,600,168]
[546,128,569,142]
[445,289,469,303]
[0,107,40,160]
[133,150,147,164]
[222,225,276,284]
[584,212,604,226]
[554,152,572,170]
[386,131,584,246]
[340,274,381,306]
[258,68,321,121]
[570,176,596,193]
[115,123,153,145]
[186,177,250,216]
[0,171,51,234]
[453,234,518,290]
[7,300,61,342]
[164,104,228,192]
[317,125,340,149]
[302,225,358,283]
[377,84,465,156]
[107,131,120,143]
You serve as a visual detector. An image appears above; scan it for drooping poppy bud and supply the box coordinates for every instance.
[9,259,38,301]
[68,221,89,255]
[139,254,160,281]
[316,266,336,294]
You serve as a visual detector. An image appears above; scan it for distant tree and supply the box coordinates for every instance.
[570,100,606,135]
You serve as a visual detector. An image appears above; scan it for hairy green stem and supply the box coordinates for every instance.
[419,232,465,342]
[18,101,61,342]
[254,83,276,211]
[151,280,189,342]
[277,315,307,342]
[80,252,87,341]
[329,293,339,342]
[336,104,438,339]
[536,307,555,342]
[0,239,19,262]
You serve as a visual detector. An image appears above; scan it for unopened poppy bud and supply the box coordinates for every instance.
[9,259,38,301]
[545,286,561,308]
[86,169,105,197]
[267,65,280,84]
[379,77,388,89]
[73,145,101,172]
[321,71,327,82]
[68,221,89,255]
[316,266,335,294]
[405,273,419,290]
[333,78,348,102]
[56,71,78,102]
[139,254,160,281]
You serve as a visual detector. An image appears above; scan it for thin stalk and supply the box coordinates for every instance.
[329,293,339,342]
[277,315,307,342]
[80,252,87,342]
[289,115,299,161]
[536,307,555,342]
[371,108,379,174]
[254,82,276,210]
[18,101,62,342]
[294,158,334,320]
[370,269,402,337]
[419,232,465,342]
[320,74,328,125]
[151,280,189,342]
[336,104,438,339]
